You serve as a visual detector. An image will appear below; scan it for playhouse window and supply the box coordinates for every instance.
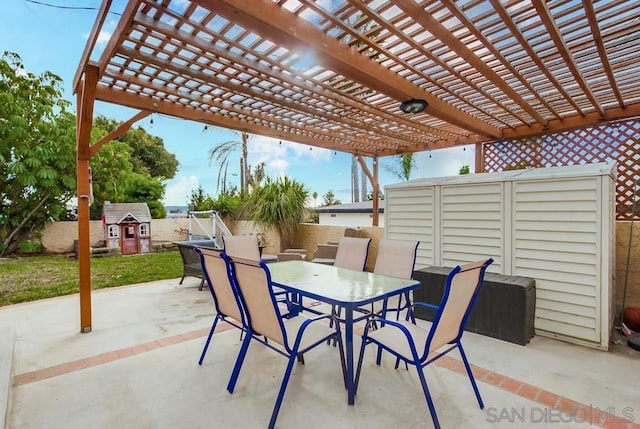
[108,225,119,238]
[139,223,149,236]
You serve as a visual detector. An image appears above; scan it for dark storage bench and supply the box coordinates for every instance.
[174,240,218,290]
[413,267,536,345]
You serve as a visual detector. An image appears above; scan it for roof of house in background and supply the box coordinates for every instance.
[314,200,385,213]
[103,202,152,224]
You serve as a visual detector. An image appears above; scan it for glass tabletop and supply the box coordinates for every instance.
[268,260,419,307]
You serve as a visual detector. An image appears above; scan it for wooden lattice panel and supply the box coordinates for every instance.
[483,118,640,220]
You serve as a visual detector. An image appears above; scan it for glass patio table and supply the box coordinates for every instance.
[268,260,420,405]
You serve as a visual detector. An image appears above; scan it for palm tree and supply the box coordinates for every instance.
[351,155,359,202]
[384,153,416,181]
[243,176,308,251]
[208,131,251,194]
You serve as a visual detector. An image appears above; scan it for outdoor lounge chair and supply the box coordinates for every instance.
[310,243,338,265]
[222,235,261,261]
[355,258,494,429]
[328,236,372,336]
[226,257,347,429]
[195,247,246,365]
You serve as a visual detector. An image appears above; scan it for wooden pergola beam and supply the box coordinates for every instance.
[73,0,112,94]
[488,0,585,117]
[190,0,502,139]
[136,12,453,142]
[395,0,545,127]
[94,85,409,157]
[582,0,625,108]
[532,0,604,118]
[88,110,152,158]
[501,103,640,140]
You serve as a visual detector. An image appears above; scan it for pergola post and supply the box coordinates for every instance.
[356,156,379,227]
[475,142,485,173]
[76,65,98,333]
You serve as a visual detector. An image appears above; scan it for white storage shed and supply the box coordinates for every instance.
[385,162,616,350]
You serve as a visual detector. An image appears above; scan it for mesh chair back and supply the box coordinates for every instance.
[334,237,371,271]
[223,235,261,261]
[374,239,419,279]
[427,259,493,354]
[197,248,243,323]
[231,257,286,346]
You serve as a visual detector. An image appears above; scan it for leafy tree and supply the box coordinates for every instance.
[89,115,177,219]
[188,185,215,211]
[384,153,416,181]
[459,165,470,175]
[0,52,76,256]
[211,187,242,217]
[92,116,178,179]
[322,190,341,206]
[243,176,308,251]
[88,138,135,219]
[123,174,167,219]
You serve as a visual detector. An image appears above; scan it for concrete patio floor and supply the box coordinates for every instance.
[1,277,639,429]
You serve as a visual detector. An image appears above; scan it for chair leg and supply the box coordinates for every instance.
[415,365,441,429]
[198,277,205,291]
[198,316,219,365]
[227,333,252,394]
[179,275,185,285]
[458,343,484,409]
[269,353,298,429]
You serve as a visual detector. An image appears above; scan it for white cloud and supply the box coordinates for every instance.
[268,158,289,178]
[163,175,200,206]
[95,30,112,46]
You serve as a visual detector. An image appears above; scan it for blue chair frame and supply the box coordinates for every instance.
[195,247,247,366]
[355,258,494,429]
[226,257,347,429]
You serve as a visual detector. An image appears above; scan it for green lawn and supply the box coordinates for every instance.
[0,251,183,307]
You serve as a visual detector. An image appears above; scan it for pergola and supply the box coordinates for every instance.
[74,0,640,332]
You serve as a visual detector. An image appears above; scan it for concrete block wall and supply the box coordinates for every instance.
[39,219,639,309]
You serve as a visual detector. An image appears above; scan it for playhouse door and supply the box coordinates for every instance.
[121,224,138,255]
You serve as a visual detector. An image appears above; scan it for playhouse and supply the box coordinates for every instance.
[102,202,152,254]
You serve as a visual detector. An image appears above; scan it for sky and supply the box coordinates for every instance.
[1,0,476,206]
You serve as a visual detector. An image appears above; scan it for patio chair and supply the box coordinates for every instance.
[328,237,372,337]
[223,234,290,308]
[226,257,347,429]
[194,247,246,365]
[368,239,420,321]
[222,235,261,261]
[333,236,371,271]
[354,258,494,429]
